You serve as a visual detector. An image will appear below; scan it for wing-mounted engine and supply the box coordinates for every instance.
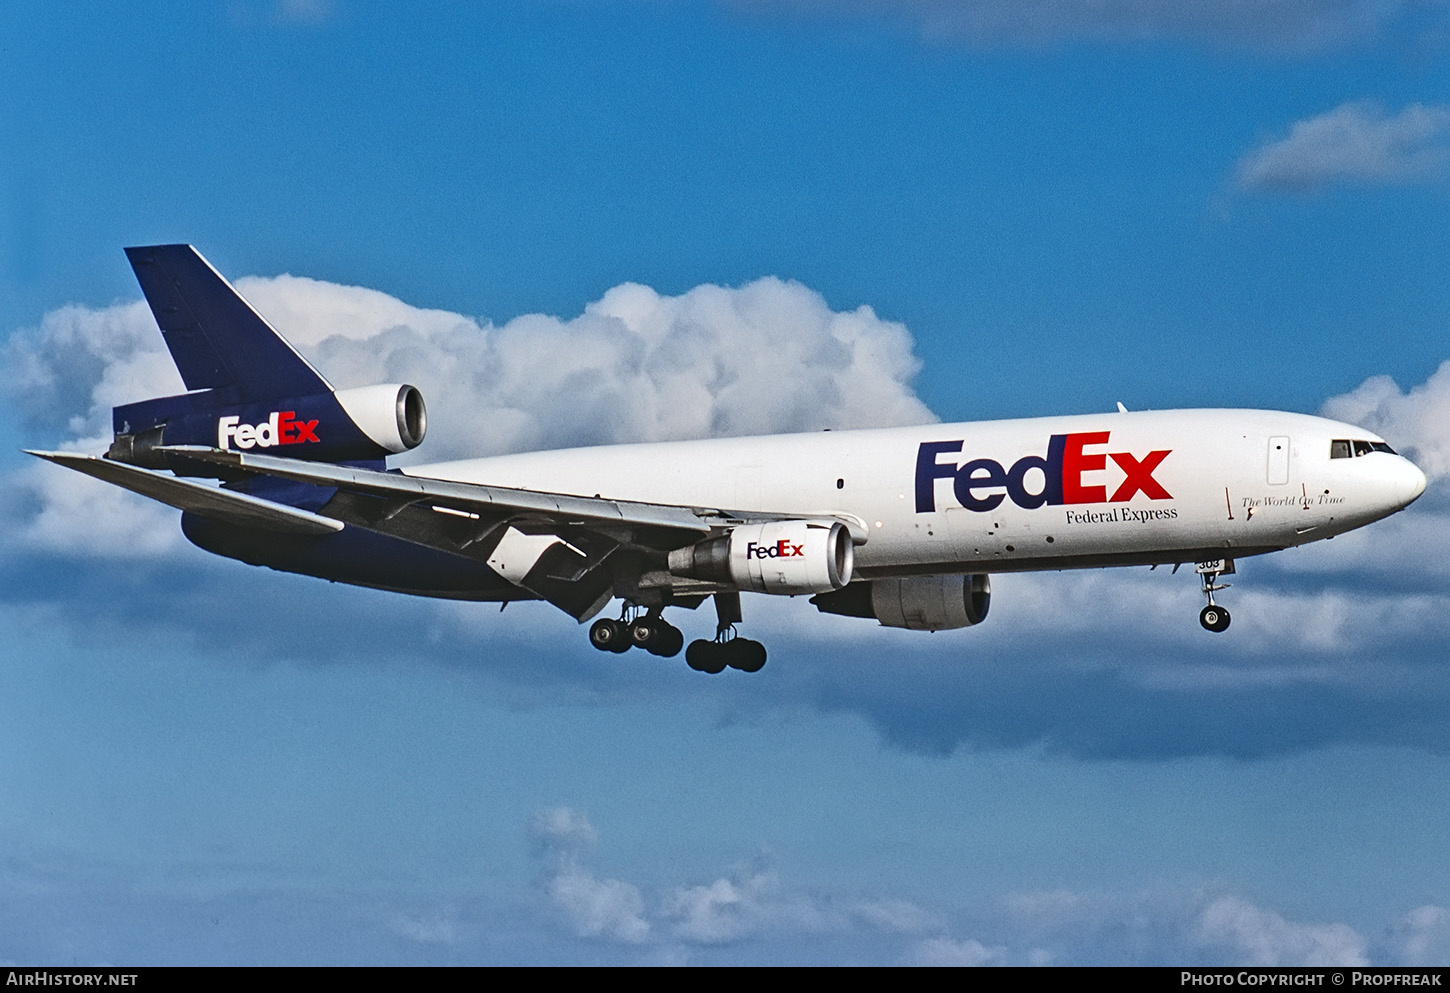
[810,574,990,630]
[667,520,854,595]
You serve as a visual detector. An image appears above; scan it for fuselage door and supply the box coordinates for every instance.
[1267,436,1290,485]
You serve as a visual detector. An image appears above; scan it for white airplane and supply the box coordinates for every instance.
[31,246,1427,673]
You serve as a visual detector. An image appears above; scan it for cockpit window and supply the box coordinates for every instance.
[1331,438,1396,459]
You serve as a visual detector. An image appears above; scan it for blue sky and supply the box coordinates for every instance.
[4,0,1450,965]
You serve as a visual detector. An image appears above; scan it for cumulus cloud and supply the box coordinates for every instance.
[738,0,1444,51]
[4,269,932,559]
[1002,888,1376,966]
[528,806,962,958]
[524,814,1430,965]
[904,936,1006,966]
[662,865,842,944]
[1197,895,1369,966]
[1386,905,1450,965]
[1237,101,1450,193]
[1322,362,1450,480]
[531,807,650,944]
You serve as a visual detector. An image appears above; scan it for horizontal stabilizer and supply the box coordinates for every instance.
[27,451,344,536]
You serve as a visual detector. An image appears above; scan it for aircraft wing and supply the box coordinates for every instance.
[163,445,728,539]
[26,450,344,535]
[33,445,865,621]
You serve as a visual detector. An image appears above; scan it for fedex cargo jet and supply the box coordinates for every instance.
[31,246,1427,673]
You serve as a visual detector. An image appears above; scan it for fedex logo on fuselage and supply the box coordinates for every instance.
[746,539,804,560]
[915,432,1172,513]
[217,411,320,450]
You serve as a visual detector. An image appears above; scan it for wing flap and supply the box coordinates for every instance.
[27,450,345,536]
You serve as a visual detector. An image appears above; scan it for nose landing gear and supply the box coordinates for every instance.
[1196,559,1234,632]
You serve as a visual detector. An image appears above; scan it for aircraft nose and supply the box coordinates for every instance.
[1402,459,1428,507]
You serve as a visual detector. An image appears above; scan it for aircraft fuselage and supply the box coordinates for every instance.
[413,408,1425,578]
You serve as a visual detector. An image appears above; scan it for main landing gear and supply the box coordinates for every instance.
[589,608,685,657]
[685,632,767,674]
[1196,559,1234,633]
[589,592,768,674]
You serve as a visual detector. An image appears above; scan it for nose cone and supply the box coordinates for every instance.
[1386,452,1432,507]
[1402,458,1428,508]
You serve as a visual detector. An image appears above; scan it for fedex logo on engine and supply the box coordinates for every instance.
[217,411,321,450]
[746,539,805,560]
[915,432,1172,513]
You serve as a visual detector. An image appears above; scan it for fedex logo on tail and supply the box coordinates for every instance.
[218,411,321,450]
[916,432,1171,513]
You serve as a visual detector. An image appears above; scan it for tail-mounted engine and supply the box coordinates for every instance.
[811,574,990,630]
[668,520,854,595]
[108,383,427,471]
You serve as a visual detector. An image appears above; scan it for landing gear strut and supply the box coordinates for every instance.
[1196,559,1234,633]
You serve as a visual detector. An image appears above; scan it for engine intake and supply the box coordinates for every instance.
[668,520,853,595]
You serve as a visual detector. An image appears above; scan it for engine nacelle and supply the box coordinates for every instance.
[109,383,427,470]
[810,574,991,631]
[668,520,854,595]
[333,384,428,453]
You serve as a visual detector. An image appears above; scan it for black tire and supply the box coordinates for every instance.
[727,638,767,673]
[590,618,632,653]
[629,618,660,649]
[1199,605,1231,633]
[685,640,727,674]
[652,624,684,658]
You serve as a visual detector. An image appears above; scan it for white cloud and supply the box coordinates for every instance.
[545,868,652,944]
[531,807,650,944]
[274,0,333,24]
[1197,895,1369,966]
[1386,905,1450,965]
[527,807,967,956]
[904,936,1006,966]
[1237,101,1450,193]
[850,897,945,935]
[531,805,599,854]
[520,813,1445,964]
[1004,888,1374,966]
[6,270,932,559]
[1322,362,1450,480]
[739,0,1443,51]
[663,866,840,944]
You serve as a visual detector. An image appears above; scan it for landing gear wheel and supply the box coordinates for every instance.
[685,640,727,674]
[631,617,683,658]
[1199,605,1231,633]
[656,625,684,658]
[726,638,767,672]
[589,618,632,653]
